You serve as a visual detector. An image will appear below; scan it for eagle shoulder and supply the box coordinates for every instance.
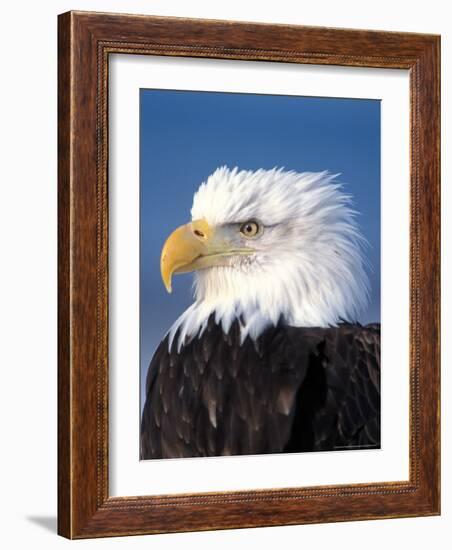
[140,320,380,459]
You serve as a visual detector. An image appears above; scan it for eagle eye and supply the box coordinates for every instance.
[239,220,260,238]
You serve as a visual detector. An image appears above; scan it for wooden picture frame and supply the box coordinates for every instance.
[58,10,440,539]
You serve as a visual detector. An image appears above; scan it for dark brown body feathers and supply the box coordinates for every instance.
[140,317,380,459]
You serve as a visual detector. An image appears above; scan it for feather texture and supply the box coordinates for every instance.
[140,318,380,459]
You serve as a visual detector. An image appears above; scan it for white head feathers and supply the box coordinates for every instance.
[169,166,370,352]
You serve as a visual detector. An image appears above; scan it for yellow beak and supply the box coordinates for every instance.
[160,218,252,293]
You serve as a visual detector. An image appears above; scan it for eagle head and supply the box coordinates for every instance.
[160,166,369,351]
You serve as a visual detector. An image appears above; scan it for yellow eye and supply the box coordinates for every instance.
[239,220,260,238]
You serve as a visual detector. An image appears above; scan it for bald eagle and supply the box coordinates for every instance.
[140,167,380,459]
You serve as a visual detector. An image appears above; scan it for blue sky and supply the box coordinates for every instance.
[140,89,381,407]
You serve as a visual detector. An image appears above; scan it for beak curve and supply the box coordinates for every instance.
[160,219,213,293]
[160,218,252,293]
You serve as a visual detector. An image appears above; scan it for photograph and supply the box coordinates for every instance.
[0,0,444,544]
[139,89,381,460]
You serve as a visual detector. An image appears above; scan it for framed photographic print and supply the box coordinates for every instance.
[58,11,440,538]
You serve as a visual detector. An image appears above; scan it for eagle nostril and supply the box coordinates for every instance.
[194,229,205,238]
